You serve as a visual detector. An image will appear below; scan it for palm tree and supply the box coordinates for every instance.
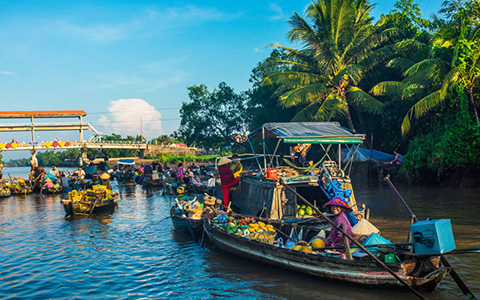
[371,0,480,134]
[263,0,395,131]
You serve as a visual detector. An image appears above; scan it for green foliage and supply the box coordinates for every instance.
[96,133,140,158]
[147,153,220,165]
[177,82,249,149]
[263,0,397,131]
[247,50,297,131]
[402,95,480,184]
[6,149,81,167]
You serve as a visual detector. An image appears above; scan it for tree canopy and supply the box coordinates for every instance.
[177,82,249,150]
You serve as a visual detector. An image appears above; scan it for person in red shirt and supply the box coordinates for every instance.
[218,157,240,208]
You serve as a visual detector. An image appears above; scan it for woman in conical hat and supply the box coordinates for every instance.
[217,156,239,208]
[324,197,354,251]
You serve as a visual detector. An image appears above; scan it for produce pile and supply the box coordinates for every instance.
[68,185,115,201]
[212,215,277,245]
[211,214,347,259]
[297,204,319,217]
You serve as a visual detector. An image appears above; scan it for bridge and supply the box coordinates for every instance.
[0,110,147,166]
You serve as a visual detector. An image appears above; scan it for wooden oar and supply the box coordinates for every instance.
[384,175,477,300]
[88,199,97,218]
[279,179,426,300]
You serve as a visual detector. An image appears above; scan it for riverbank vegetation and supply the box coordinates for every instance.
[4,0,478,187]
[176,0,480,186]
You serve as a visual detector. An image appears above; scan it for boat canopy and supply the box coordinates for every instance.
[342,146,396,163]
[249,122,365,144]
[117,159,135,165]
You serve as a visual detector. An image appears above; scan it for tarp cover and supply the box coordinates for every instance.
[248,122,365,144]
[342,146,396,163]
[117,159,135,165]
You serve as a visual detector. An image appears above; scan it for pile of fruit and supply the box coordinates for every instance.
[297,204,315,217]
[213,216,277,245]
[68,185,114,201]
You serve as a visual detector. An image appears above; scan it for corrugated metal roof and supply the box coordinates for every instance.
[249,122,365,144]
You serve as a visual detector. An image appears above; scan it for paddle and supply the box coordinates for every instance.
[88,199,97,218]
[279,179,426,300]
[384,175,477,300]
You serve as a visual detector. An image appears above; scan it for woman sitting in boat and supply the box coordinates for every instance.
[323,198,354,252]
[100,172,112,190]
[43,177,54,190]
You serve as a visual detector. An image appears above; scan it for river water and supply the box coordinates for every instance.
[0,167,479,299]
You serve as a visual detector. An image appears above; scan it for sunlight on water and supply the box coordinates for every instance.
[0,167,479,299]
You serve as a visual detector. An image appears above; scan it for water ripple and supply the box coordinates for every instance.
[0,176,479,299]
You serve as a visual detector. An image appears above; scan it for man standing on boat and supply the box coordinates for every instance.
[218,157,240,209]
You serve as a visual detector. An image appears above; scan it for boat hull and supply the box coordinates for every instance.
[62,195,118,215]
[204,220,449,291]
[170,206,203,236]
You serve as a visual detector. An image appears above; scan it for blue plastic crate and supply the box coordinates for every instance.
[410,219,456,255]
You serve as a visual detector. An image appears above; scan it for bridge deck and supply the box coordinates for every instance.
[0,141,147,151]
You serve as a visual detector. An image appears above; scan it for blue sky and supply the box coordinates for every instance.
[0,0,443,160]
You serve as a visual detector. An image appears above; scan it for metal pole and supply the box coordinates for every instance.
[338,144,342,171]
[262,126,266,173]
[248,138,264,176]
[280,179,426,300]
[383,175,477,300]
[267,139,282,169]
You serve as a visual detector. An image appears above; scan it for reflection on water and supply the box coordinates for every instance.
[0,169,479,299]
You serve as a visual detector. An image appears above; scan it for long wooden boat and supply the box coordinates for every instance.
[0,187,11,197]
[169,206,203,236]
[42,186,63,194]
[61,193,118,215]
[204,218,450,292]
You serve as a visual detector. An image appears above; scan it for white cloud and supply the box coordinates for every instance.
[269,3,284,21]
[96,99,164,139]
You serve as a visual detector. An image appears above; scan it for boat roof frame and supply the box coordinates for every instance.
[247,122,365,176]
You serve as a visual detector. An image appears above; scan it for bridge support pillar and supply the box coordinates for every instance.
[30,148,38,168]
[139,149,145,158]
[80,147,88,167]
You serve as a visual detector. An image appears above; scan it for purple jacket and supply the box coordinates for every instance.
[327,212,353,249]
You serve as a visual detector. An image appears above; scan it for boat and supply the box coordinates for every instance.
[10,179,33,194]
[203,215,450,292]
[42,185,63,194]
[0,185,11,197]
[169,205,204,236]
[166,182,205,236]
[61,185,118,215]
[115,159,137,187]
[226,122,367,224]
[142,172,164,188]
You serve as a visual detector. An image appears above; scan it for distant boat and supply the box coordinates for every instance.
[61,186,118,216]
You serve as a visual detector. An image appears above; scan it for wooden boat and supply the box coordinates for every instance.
[42,186,63,194]
[204,218,450,292]
[61,186,118,215]
[0,186,11,197]
[169,205,203,236]
[8,178,33,195]
[11,186,33,194]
